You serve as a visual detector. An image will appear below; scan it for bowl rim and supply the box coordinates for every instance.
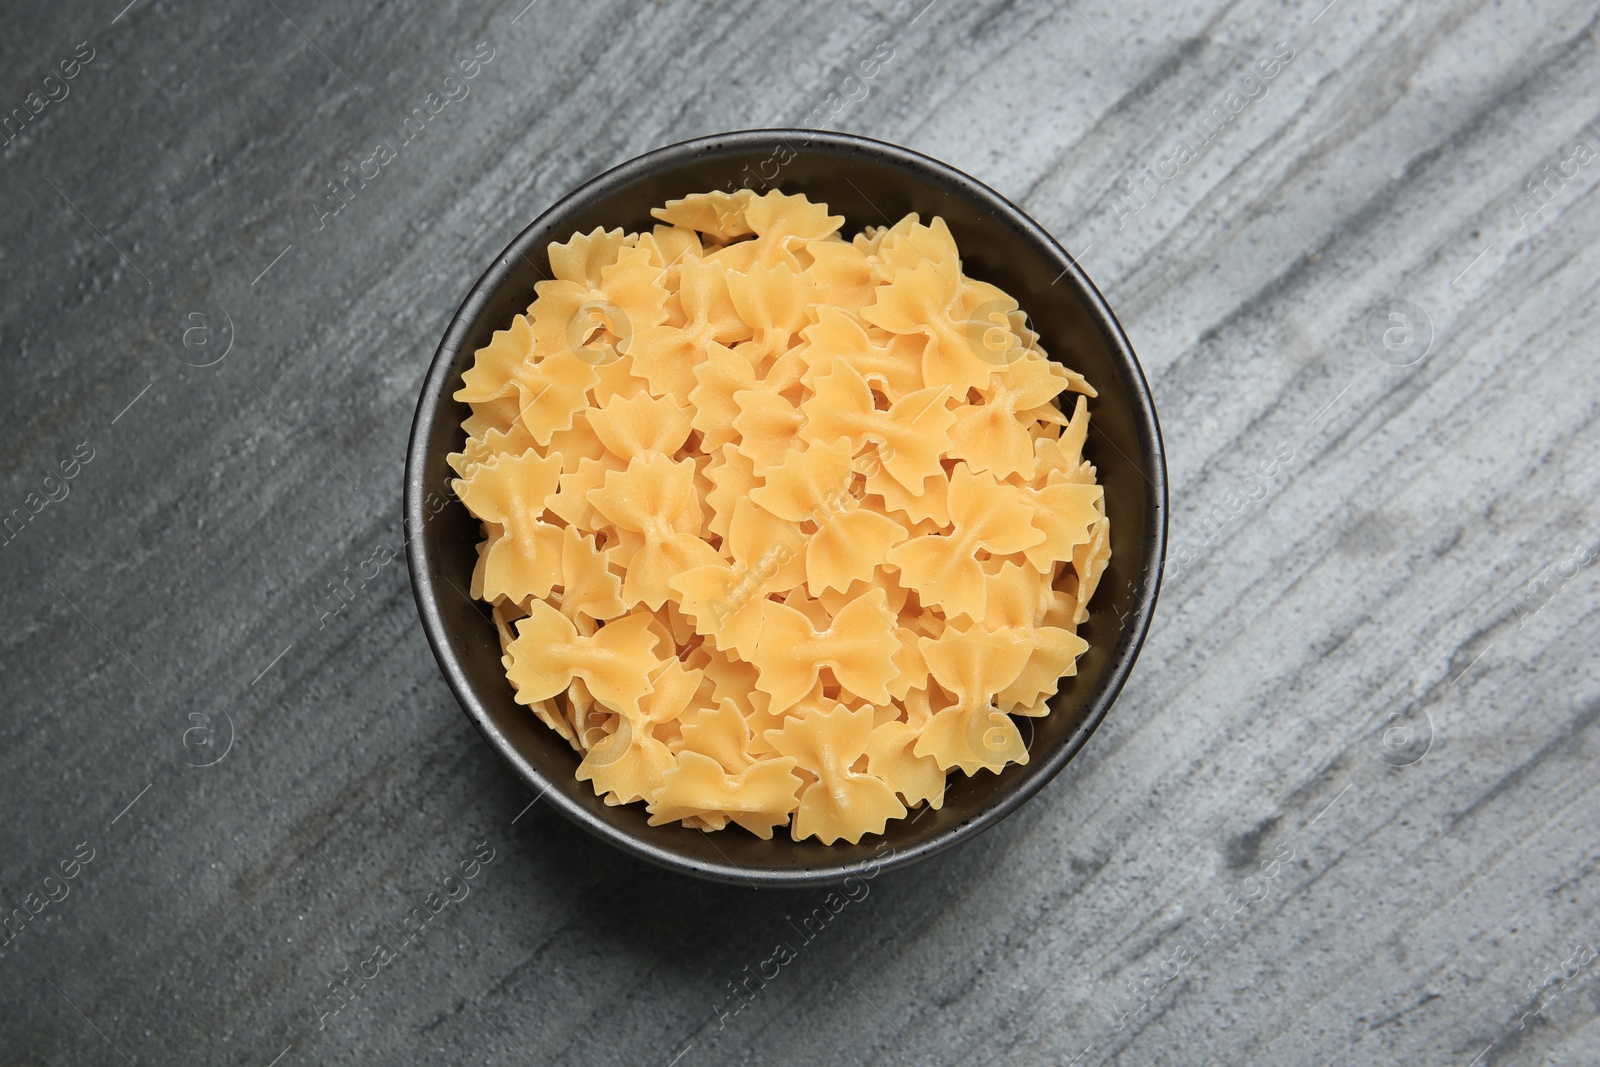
[405,128,1167,887]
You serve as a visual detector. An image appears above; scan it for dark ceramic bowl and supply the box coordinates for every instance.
[406,129,1165,887]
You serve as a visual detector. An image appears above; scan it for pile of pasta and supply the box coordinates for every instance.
[448,189,1109,845]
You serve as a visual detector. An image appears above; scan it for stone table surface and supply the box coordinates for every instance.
[3,0,1599,1064]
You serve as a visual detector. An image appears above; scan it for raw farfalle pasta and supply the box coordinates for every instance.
[449,188,1109,845]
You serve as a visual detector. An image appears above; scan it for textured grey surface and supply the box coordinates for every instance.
[2,0,1598,1064]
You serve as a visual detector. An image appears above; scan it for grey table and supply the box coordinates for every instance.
[3,1,1597,1064]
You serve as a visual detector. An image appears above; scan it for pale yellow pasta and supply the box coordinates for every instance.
[449,189,1108,844]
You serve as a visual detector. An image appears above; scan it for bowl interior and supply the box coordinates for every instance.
[407,130,1165,886]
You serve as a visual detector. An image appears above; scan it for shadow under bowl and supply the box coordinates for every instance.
[405,129,1166,887]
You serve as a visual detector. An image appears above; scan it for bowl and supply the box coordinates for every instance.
[405,129,1166,887]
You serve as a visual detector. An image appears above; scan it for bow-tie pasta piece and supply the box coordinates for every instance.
[455,314,535,405]
[588,391,693,461]
[750,439,905,594]
[1012,479,1102,573]
[948,357,1070,480]
[530,242,668,370]
[505,604,661,718]
[577,713,673,807]
[886,464,1044,622]
[871,214,961,278]
[515,349,600,448]
[650,698,802,837]
[547,226,630,288]
[914,624,1034,775]
[587,453,720,611]
[798,307,925,400]
[766,704,905,844]
[651,189,757,243]
[752,591,901,712]
[450,187,1108,843]
[726,263,816,367]
[454,311,599,450]
[651,750,803,839]
[628,256,749,403]
[453,451,563,603]
[800,360,954,490]
[578,660,704,806]
[863,257,998,397]
[719,190,843,273]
